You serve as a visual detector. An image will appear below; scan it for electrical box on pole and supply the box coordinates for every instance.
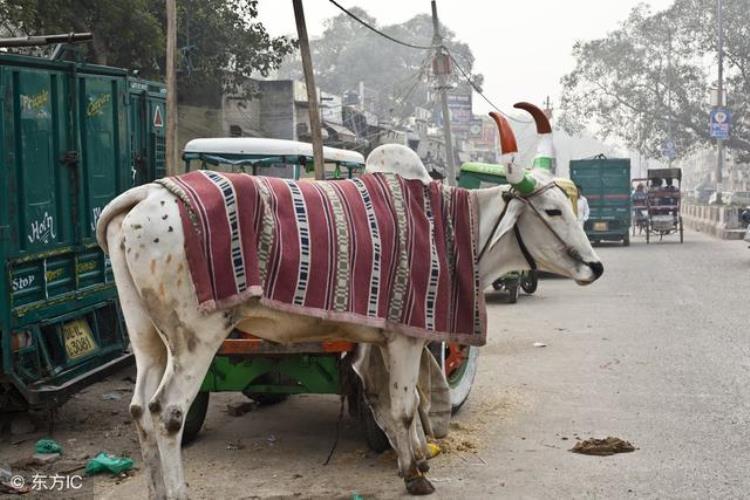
[431,1,456,186]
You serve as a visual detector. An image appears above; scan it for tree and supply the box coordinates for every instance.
[0,0,296,105]
[159,0,296,104]
[559,0,750,161]
[0,0,163,68]
[277,7,482,125]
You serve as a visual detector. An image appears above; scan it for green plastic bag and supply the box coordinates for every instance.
[34,439,62,454]
[85,453,134,475]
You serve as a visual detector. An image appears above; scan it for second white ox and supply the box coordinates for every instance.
[96,110,602,499]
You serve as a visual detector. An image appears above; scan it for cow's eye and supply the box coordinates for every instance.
[545,209,562,217]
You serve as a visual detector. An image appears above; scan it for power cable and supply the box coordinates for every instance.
[445,50,532,125]
[328,0,440,50]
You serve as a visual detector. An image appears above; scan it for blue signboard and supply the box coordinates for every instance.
[710,107,731,139]
[661,140,676,160]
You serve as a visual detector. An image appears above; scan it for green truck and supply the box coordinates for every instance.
[0,51,165,411]
[570,155,632,246]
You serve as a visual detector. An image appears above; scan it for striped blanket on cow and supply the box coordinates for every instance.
[157,170,486,344]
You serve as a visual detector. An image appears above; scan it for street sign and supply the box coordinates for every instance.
[661,140,676,160]
[710,107,731,139]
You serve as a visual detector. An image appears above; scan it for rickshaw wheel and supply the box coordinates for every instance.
[182,391,210,445]
[520,270,539,294]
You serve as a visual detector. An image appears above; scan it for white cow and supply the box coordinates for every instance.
[96,112,602,498]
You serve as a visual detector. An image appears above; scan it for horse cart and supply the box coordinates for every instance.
[643,168,684,244]
[179,138,479,449]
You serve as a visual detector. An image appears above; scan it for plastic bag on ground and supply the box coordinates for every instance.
[34,438,62,454]
[85,453,134,475]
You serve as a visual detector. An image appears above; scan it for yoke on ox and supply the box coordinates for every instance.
[96,104,603,498]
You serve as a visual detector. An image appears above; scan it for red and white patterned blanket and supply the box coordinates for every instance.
[157,171,486,344]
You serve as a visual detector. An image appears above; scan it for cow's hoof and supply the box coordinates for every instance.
[405,476,435,495]
[417,460,430,473]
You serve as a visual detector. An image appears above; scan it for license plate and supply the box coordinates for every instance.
[62,319,97,360]
[593,221,609,231]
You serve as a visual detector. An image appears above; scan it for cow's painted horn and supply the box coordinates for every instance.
[489,111,536,195]
[513,102,556,173]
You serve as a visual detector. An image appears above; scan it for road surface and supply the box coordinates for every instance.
[2,229,748,498]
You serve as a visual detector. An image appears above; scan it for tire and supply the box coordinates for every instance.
[430,343,479,414]
[520,270,539,294]
[182,391,209,445]
[623,232,630,247]
[360,391,390,453]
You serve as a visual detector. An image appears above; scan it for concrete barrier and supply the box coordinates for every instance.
[681,201,746,239]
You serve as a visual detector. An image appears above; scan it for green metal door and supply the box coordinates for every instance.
[79,75,128,241]
[128,79,166,185]
[4,65,73,255]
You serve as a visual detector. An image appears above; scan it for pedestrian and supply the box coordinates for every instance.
[576,185,590,228]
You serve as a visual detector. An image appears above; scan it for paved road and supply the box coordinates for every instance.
[6,229,747,498]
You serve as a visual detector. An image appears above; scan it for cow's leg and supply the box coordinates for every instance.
[146,311,230,500]
[107,214,167,498]
[383,335,435,495]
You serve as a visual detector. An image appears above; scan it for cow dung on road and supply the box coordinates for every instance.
[570,437,636,456]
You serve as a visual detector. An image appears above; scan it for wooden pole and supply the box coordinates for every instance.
[166,0,178,176]
[292,0,325,180]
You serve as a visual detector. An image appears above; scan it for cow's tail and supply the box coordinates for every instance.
[96,184,157,254]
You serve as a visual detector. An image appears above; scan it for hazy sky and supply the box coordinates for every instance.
[258,0,675,116]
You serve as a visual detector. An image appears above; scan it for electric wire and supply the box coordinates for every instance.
[328,0,533,126]
[327,0,440,50]
[445,50,532,124]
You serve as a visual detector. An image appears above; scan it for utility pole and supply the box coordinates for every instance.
[165,0,178,175]
[716,0,724,189]
[293,0,325,180]
[431,0,456,186]
[667,28,674,169]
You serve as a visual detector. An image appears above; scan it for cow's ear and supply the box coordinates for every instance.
[488,199,524,252]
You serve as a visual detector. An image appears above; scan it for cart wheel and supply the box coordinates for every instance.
[182,391,209,445]
[443,344,479,413]
[623,232,630,247]
[507,280,519,303]
[491,277,504,291]
[360,391,390,453]
[679,217,684,243]
[430,342,479,413]
[520,270,539,294]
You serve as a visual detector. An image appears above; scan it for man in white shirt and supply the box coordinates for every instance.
[576,185,590,228]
